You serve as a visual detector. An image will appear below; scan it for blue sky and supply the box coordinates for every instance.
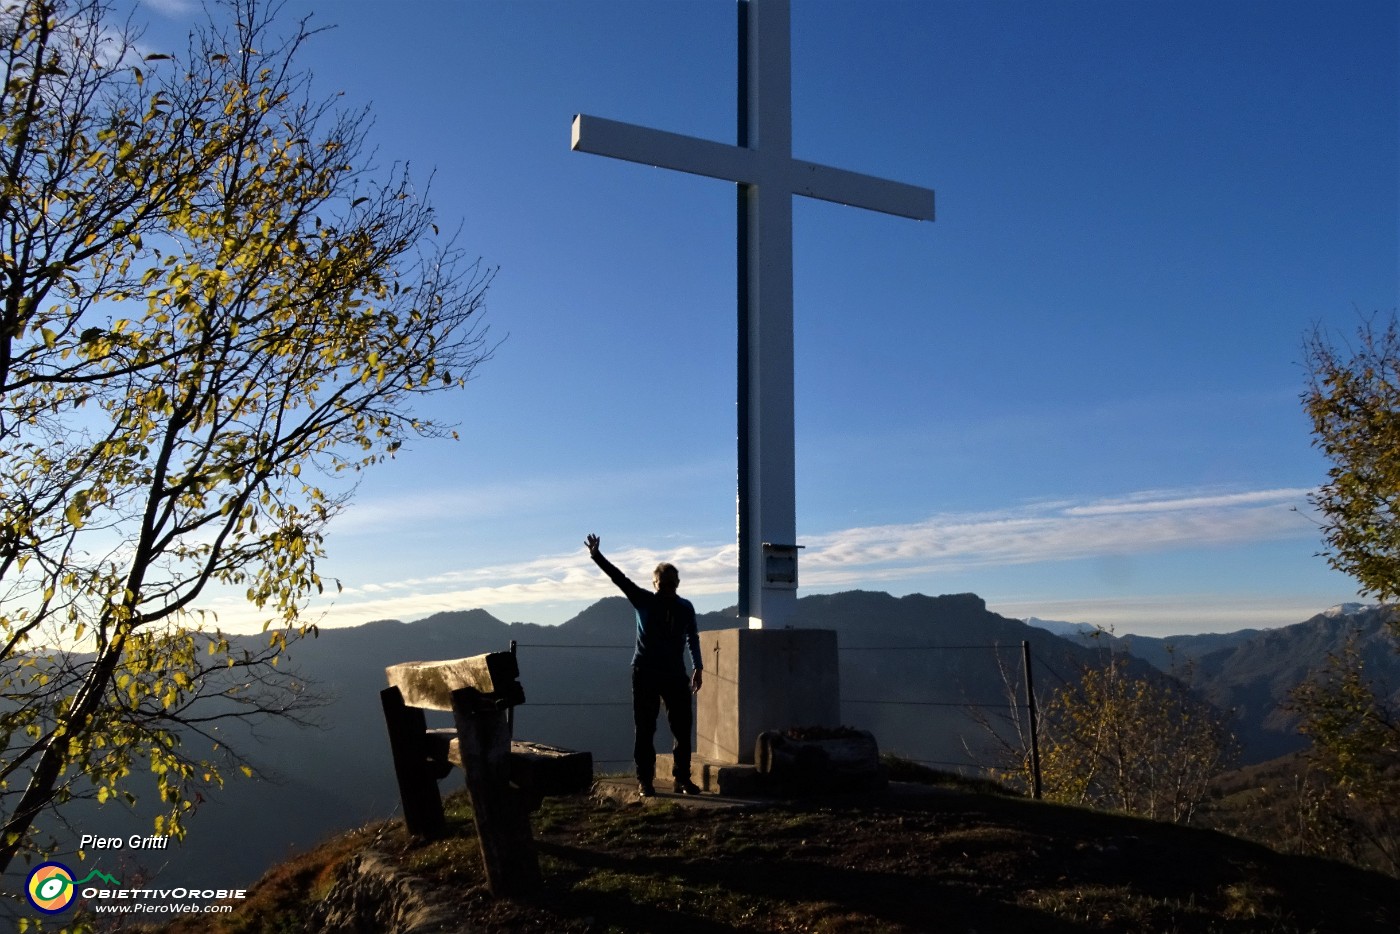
[134,0,1396,636]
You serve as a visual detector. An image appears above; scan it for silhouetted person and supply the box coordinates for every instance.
[585,534,703,797]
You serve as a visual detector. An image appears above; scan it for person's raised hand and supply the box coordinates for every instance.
[585,533,600,555]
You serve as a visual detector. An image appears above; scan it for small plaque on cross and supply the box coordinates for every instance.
[763,543,800,588]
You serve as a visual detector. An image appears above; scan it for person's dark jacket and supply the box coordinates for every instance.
[591,551,702,676]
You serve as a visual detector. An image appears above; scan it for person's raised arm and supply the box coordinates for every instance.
[584,533,646,603]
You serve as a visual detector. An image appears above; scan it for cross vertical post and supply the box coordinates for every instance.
[737,0,796,629]
[571,0,933,628]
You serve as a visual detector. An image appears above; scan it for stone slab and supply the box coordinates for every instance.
[510,741,593,799]
[657,753,765,797]
[755,729,884,793]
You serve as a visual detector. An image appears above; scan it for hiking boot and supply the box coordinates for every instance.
[637,779,656,798]
[674,779,702,795]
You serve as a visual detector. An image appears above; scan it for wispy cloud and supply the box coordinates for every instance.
[139,0,198,17]
[1062,489,1312,517]
[331,460,731,535]
[218,485,1319,631]
[801,487,1315,582]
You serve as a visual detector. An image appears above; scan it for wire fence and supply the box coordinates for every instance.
[503,637,1057,792]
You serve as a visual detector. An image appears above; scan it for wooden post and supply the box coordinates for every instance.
[380,686,447,838]
[1021,641,1043,801]
[451,687,542,897]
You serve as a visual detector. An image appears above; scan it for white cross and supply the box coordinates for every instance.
[572,0,934,629]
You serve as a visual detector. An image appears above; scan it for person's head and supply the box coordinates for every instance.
[653,562,680,595]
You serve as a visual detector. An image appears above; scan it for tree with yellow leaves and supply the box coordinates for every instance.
[1303,314,1400,615]
[1035,658,1235,825]
[0,0,492,873]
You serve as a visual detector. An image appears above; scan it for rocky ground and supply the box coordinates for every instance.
[137,769,1400,934]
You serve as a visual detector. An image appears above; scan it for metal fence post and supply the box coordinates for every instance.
[507,640,518,735]
[1021,641,1043,800]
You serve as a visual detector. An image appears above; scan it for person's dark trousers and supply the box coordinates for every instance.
[631,666,693,783]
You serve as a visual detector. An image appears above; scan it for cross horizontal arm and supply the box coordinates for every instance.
[572,115,935,223]
[789,158,935,221]
[572,114,756,185]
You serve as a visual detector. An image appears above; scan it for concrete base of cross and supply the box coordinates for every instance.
[695,627,841,764]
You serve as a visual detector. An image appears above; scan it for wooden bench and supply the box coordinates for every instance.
[379,652,591,896]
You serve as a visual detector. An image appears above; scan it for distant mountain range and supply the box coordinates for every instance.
[1027,603,1400,761]
[38,592,1397,894]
